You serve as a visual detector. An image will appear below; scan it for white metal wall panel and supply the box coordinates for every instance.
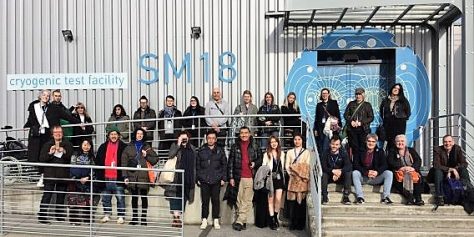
[0,0,459,136]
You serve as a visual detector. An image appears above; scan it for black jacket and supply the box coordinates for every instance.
[182,106,206,129]
[133,107,157,140]
[321,149,352,175]
[314,99,342,133]
[380,97,411,120]
[157,107,183,139]
[228,137,263,181]
[344,100,374,132]
[71,113,94,147]
[280,104,301,127]
[94,140,128,189]
[196,144,227,184]
[257,104,281,133]
[352,149,388,176]
[39,139,74,183]
[24,100,81,133]
[387,147,421,172]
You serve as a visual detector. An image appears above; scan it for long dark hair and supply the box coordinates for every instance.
[390,83,408,102]
[111,104,127,117]
[266,135,282,160]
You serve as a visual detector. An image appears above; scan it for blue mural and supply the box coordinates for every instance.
[285,28,431,144]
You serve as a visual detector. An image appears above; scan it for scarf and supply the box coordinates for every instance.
[134,140,144,159]
[164,106,175,118]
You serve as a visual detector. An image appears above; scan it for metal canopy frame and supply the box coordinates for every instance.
[272,3,461,27]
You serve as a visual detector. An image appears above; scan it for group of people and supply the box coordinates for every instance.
[23,84,472,231]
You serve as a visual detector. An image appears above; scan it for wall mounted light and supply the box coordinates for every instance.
[61,30,74,42]
[191,27,201,39]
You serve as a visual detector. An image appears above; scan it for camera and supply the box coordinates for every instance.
[182,138,188,144]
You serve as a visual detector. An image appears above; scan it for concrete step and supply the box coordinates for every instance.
[322,203,467,216]
[322,214,474,229]
[323,227,474,237]
[325,192,435,204]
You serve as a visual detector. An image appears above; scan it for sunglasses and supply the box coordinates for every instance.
[355,92,362,95]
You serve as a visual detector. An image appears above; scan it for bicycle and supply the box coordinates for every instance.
[0,126,34,185]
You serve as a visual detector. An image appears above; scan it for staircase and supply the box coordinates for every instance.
[322,184,474,236]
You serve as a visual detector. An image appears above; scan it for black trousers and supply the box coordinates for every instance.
[200,182,221,219]
[322,171,352,197]
[383,117,407,152]
[347,127,368,154]
[39,182,68,218]
[131,188,149,214]
[433,167,472,196]
[392,179,422,201]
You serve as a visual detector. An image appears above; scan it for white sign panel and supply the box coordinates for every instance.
[7,73,128,90]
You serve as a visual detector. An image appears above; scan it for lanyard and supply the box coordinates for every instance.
[330,154,339,168]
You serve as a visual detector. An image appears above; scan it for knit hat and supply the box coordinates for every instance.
[106,125,121,135]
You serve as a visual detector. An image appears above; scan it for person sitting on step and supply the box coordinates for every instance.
[321,135,352,205]
[432,134,473,206]
[352,133,394,205]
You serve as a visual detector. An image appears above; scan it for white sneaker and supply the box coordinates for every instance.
[117,217,125,224]
[200,218,207,229]
[213,219,220,230]
[36,175,44,188]
[100,215,110,223]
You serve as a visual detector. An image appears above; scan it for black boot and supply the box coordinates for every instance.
[436,196,445,206]
[141,210,147,226]
[129,210,138,225]
[269,215,277,230]
[274,212,280,228]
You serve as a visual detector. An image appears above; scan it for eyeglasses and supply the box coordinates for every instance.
[367,140,377,143]
[355,93,362,95]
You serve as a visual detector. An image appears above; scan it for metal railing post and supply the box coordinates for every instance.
[1,162,4,236]
[89,167,93,237]
[181,171,184,237]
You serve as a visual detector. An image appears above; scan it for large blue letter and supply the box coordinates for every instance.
[164,53,191,84]
[139,53,159,85]
[218,51,237,83]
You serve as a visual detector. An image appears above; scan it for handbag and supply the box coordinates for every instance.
[158,156,177,184]
[395,170,420,183]
[146,161,157,184]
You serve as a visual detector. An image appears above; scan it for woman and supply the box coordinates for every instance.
[69,139,96,225]
[71,102,94,151]
[107,104,131,142]
[314,88,342,156]
[257,92,281,149]
[122,128,159,225]
[387,134,424,206]
[24,89,79,187]
[281,92,305,148]
[380,83,411,151]
[182,96,206,147]
[285,133,311,230]
[164,131,197,228]
[261,136,285,230]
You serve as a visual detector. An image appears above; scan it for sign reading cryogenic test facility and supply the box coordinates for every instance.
[7,73,128,90]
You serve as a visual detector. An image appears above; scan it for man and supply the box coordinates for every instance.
[228,126,262,231]
[205,87,230,147]
[133,95,157,144]
[344,88,374,154]
[94,126,128,224]
[157,95,183,150]
[51,90,74,141]
[38,125,74,224]
[352,134,393,204]
[433,135,472,206]
[232,90,258,136]
[321,136,352,205]
[196,130,227,230]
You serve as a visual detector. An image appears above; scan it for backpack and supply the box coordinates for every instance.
[443,178,464,205]
[463,187,474,215]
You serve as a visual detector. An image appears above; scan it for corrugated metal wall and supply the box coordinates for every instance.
[0,0,461,136]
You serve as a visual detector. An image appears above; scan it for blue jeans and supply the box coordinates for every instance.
[101,181,126,217]
[352,170,393,199]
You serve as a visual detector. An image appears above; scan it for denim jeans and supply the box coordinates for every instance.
[101,181,125,217]
[352,170,393,199]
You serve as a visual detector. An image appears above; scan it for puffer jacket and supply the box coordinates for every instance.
[121,142,159,190]
[257,104,281,134]
[196,144,227,185]
[228,137,263,181]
